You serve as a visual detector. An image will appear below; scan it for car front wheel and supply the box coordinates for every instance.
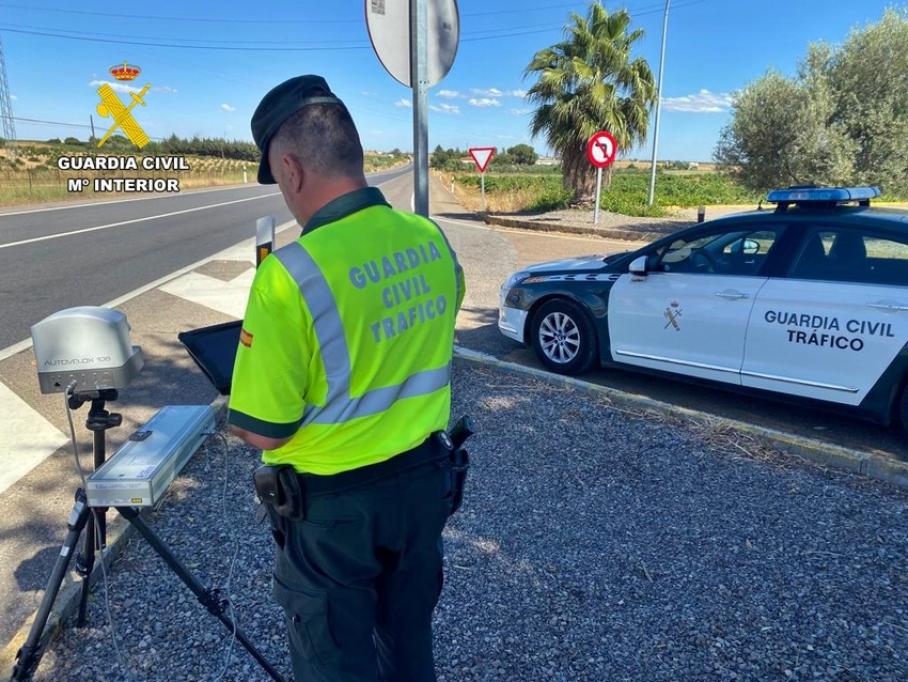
[530,298,597,375]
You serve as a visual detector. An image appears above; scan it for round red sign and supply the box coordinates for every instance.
[586,131,618,169]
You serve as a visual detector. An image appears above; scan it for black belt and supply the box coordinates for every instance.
[296,434,450,498]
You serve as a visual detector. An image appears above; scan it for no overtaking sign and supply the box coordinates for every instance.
[587,131,618,224]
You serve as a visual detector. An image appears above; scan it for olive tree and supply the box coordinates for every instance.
[716,9,908,194]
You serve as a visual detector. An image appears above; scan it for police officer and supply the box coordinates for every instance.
[227,75,465,682]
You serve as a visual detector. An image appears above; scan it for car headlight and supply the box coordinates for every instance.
[502,271,530,292]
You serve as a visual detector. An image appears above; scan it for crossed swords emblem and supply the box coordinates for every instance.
[663,303,682,331]
[96,82,152,149]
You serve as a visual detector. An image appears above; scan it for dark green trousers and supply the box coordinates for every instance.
[269,443,452,682]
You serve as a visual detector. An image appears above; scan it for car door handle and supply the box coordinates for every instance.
[715,290,749,300]
[869,302,908,312]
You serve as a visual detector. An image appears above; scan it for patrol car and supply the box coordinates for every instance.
[498,187,908,426]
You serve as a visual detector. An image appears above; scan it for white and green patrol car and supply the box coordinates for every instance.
[498,187,908,426]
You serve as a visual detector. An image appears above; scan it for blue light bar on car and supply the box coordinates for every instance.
[766,186,882,203]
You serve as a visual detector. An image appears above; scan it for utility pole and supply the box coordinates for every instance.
[646,0,671,206]
[0,35,17,157]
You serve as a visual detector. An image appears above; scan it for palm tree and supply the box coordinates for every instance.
[525,2,656,203]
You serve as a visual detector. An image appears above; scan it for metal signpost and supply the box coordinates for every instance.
[366,0,460,217]
[468,147,495,212]
[585,131,618,224]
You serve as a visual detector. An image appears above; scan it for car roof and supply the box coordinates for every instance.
[705,205,908,231]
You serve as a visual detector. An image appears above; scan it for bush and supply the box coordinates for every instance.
[63,137,83,146]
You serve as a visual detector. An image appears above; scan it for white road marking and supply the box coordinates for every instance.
[0,193,281,251]
[0,382,69,496]
[0,183,268,218]
[160,269,255,319]
[432,214,640,245]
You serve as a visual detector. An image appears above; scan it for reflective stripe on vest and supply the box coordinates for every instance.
[274,241,451,425]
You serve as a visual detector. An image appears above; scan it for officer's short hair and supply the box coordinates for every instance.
[271,97,364,179]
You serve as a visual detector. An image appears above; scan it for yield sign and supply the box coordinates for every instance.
[469,147,495,173]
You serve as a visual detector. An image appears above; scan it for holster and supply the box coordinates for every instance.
[449,446,469,515]
[253,464,304,519]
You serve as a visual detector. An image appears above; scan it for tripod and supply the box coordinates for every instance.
[10,391,285,682]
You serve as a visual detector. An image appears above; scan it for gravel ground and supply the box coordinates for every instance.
[37,361,908,681]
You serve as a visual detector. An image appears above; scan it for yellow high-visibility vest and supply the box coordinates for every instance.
[228,187,465,474]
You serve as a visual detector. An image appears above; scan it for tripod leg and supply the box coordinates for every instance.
[117,507,286,682]
[75,510,97,627]
[12,492,91,681]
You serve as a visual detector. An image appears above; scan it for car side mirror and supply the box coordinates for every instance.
[629,255,648,276]
[742,238,759,256]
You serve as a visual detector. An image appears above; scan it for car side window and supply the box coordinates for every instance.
[790,227,908,286]
[655,228,781,276]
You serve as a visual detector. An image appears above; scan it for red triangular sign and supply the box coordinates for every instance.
[469,147,495,173]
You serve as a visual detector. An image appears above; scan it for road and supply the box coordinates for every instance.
[0,165,410,350]
[0,167,903,656]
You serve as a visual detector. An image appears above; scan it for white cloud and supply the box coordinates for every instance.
[9,94,16,101]
[469,97,501,108]
[154,85,178,94]
[510,108,532,116]
[394,98,412,108]
[220,103,236,112]
[661,89,734,113]
[437,89,462,99]
[472,87,503,97]
[89,79,141,94]
[472,87,526,98]
[429,103,460,115]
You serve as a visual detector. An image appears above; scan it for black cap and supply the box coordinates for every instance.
[251,75,344,184]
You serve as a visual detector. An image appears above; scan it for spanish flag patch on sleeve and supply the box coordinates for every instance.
[239,328,254,348]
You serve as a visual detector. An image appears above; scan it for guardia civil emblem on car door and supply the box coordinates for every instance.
[663,301,682,331]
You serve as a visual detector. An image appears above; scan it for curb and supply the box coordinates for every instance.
[453,346,908,490]
[0,396,229,677]
[481,213,683,243]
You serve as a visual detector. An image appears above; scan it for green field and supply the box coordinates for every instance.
[450,168,908,217]
[452,169,768,217]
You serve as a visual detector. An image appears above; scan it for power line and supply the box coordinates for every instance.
[0,21,368,46]
[0,27,374,52]
[13,116,166,141]
[0,0,701,25]
[14,116,93,129]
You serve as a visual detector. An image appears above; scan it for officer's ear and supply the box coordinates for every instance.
[278,152,306,195]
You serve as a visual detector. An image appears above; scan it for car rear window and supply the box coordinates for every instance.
[790,228,908,286]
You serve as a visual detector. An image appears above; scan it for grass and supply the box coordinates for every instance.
[448,169,765,217]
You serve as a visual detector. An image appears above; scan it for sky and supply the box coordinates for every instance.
[0,0,899,161]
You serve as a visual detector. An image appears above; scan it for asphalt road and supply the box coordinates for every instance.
[0,165,411,350]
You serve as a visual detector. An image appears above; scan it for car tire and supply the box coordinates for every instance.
[530,298,597,375]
